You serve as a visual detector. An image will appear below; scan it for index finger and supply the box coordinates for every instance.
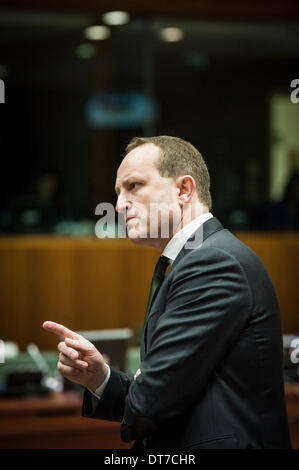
[42,321,80,340]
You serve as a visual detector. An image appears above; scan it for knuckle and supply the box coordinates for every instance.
[60,354,71,366]
[57,341,65,352]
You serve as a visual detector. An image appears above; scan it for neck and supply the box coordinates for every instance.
[175,202,209,234]
[157,202,209,253]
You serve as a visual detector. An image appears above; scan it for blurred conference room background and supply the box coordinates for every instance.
[0,0,298,449]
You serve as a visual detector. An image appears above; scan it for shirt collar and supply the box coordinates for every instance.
[162,212,213,263]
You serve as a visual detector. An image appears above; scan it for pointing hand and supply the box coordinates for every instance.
[43,321,108,391]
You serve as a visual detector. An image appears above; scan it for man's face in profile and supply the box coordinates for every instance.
[115,143,181,249]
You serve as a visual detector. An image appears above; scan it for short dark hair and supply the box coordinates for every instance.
[126,135,212,210]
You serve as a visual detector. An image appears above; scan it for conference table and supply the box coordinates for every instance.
[0,384,298,449]
[0,390,130,449]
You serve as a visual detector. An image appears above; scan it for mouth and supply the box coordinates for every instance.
[126,217,135,227]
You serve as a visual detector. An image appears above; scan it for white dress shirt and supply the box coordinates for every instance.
[162,212,213,262]
[89,212,213,400]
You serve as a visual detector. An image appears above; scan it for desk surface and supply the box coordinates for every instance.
[0,391,131,449]
[0,390,81,417]
[0,386,298,448]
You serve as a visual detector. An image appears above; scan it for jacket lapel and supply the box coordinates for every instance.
[141,217,224,358]
[171,216,224,269]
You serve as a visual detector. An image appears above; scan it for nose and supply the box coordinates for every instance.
[116,192,129,214]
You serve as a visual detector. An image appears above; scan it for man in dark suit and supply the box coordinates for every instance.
[43,136,291,448]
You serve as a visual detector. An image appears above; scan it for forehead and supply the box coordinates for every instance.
[116,143,160,183]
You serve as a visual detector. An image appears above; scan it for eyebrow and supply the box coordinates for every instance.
[115,176,146,195]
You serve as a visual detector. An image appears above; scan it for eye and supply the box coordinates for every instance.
[129,182,138,190]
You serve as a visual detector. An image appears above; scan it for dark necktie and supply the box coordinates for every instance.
[144,255,170,324]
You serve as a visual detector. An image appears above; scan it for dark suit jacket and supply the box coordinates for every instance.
[82,217,291,449]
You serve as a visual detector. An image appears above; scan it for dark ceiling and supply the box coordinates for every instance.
[0,8,299,93]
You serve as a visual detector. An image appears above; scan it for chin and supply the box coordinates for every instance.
[128,230,147,244]
[126,227,150,246]
[128,234,162,251]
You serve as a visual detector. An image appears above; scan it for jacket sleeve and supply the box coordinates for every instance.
[82,367,134,422]
[121,246,253,442]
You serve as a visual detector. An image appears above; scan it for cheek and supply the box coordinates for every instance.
[133,201,149,219]
[132,185,178,223]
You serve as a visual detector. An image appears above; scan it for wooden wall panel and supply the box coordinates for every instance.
[0,234,298,351]
[0,237,159,350]
[236,233,299,335]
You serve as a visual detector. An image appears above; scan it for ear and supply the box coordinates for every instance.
[176,175,196,206]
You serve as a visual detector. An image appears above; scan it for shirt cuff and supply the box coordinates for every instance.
[88,364,111,399]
